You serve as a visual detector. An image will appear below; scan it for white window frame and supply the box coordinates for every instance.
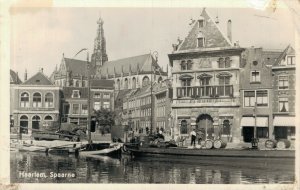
[278,75,289,90]
[243,90,269,108]
[251,70,261,82]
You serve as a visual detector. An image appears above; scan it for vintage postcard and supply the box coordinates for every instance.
[1,0,299,189]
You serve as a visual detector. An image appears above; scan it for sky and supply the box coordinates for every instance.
[10,5,295,80]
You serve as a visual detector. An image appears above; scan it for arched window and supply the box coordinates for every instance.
[187,60,193,70]
[124,78,128,89]
[158,76,163,83]
[225,57,231,68]
[132,77,136,89]
[44,115,53,121]
[32,115,41,130]
[223,120,231,135]
[20,92,29,108]
[20,115,28,134]
[116,79,120,90]
[180,120,188,134]
[45,93,54,108]
[218,58,225,68]
[181,61,186,70]
[142,76,150,87]
[32,92,42,108]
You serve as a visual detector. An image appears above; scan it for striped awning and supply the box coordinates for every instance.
[273,116,295,127]
[241,117,269,127]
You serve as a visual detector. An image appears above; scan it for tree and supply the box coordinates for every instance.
[93,109,116,133]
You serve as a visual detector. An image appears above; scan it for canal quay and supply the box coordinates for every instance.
[9,6,297,185]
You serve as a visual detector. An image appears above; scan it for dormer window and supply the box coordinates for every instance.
[72,90,80,98]
[198,20,204,27]
[287,56,295,65]
[197,31,205,48]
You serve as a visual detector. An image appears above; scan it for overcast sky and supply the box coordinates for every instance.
[10,6,295,79]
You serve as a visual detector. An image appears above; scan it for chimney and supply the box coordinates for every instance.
[227,19,232,42]
[215,16,219,24]
[24,69,27,81]
[40,68,44,73]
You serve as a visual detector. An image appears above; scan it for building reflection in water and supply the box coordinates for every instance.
[10,152,294,184]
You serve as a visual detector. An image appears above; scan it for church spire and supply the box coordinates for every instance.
[91,16,108,73]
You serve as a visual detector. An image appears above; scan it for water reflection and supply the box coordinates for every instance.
[10,152,294,184]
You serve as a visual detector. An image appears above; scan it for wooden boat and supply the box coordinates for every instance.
[80,143,122,157]
[123,140,295,159]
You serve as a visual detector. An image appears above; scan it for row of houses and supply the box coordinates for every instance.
[10,8,296,144]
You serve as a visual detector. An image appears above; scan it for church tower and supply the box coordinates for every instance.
[91,17,108,76]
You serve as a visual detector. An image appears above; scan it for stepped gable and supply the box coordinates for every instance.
[178,8,232,51]
[22,71,53,85]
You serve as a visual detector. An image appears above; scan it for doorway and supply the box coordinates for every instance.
[196,114,214,140]
[242,127,254,142]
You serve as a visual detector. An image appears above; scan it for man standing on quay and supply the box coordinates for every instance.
[190,129,197,147]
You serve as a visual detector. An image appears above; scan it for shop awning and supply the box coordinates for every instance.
[273,116,295,127]
[241,117,269,127]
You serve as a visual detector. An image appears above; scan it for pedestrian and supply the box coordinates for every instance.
[190,129,196,147]
[197,130,204,145]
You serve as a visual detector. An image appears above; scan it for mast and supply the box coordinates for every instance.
[87,52,92,144]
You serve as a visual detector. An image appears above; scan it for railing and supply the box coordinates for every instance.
[177,85,234,98]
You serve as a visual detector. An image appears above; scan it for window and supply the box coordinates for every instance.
[32,92,42,108]
[181,61,186,70]
[94,102,101,110]
[32,115,41,130]
[103,93,110,99]
[20,115,28,134]
[187,60,193,70]
[219,57,231,68]
[94,92,101,98]
[44,115,53,121]
[63,104,70,115]
[251,71,260,82]
[287,56,295,65]
[223,120,231,135]
[180,120,188,134]
[197,37,204,48]
[198,19,204,27]
[124,78,128,89]
[103,102,110,109]
[200,77,211,96]
[279,97,289,112]
[82,81,86,87]
[257,127,268,138]
[72,90,80,98]
[256,90,268,107]
[278,76,289,89]
[218,76,231,96]
[244,90,268,107]
[20,92,29,108]
[132,77,136,89]
[116,79,120,90]
[72,104,80,114]
[75,80,79,87]
[45,93,54,108]
[142,76,150,87]
[181,79,191,97]
[82,104,88,114]
[244,91,255,107]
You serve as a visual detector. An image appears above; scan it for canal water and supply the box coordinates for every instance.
[10,152,295,184]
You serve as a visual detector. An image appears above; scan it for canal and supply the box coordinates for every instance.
[10,152,295,184]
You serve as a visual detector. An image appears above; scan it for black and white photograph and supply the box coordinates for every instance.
[1,0,299,189]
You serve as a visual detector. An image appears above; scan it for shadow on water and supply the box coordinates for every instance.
[10,152,295,184]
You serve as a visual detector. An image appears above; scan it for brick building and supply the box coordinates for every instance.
[11,70,61,134]
[168,8,244,143]
[272,45,296,140]
[239,47,281,142]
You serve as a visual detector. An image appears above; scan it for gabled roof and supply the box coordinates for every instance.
[10,69,22,84]
[273,45,295,66]
[64,58,88,76]
[99,53,165,76]
[22,72,53,85]
[91,79,114,89]
[178,8,232,51]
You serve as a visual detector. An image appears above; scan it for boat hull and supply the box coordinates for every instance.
[126,146,295,159]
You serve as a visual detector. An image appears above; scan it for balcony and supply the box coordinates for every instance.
[177,85,234,98]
